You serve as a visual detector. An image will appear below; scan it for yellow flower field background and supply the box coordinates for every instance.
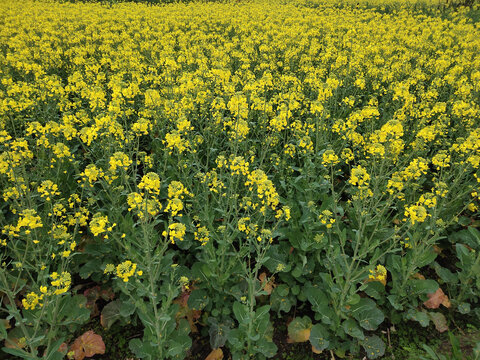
[0,0,479,359]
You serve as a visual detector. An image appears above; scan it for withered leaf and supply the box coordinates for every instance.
[205,348,223,360]
[70,330,105,360]
[287,317,312,343]
[259,272,275,295]
[429,312,448,333]
[424,288,450,309]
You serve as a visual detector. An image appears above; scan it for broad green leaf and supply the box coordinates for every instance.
[434,263,457,284]
[361,335,385,359]
[208,318,231,349]
[232,302,249,325]
[405,309,430,327]
[0,319,9,340]
[79,259,102,279]
[227,328,243,349]
[254,340,277,357]
[187,289,209,311]
[309,323,330,351]
[166,328,192,357]
[456,244,473,268]
[468,227,480,246]
[342,319,364,340]
[351,298,384,331]
[270,285,293,313]
[305,286,328,310]
[129,338,154,360]
[305,285,336,324]
[120,300,136,317]
[387,295,404,311]
[58,295,90,324]
[45,339,66,360]
[362,281,385,300]
[457,302,470,314]
[265,241,291,273]
[2,347,34,359]
[101,300,122,329]
[408,279,439,295]
[416,249,437,268]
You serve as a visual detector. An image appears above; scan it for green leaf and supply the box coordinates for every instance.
[405,309,430,327]
[137,307,157,329]
[0,319,8,340]
[456,244,473,268]
[166,328,192,357]
[468,227,480,245]
[361,335,385,359]
[351,298,384,331]
[2,347,34,359]
[408,279,439,295]
[255,305,271,323]
[45,339,66,360]
[309,323,330,351]
[362,281,385,300]
[275,284,289,297]
[416,249,437,268]
[208,318,231,349]
[129,338,154,359]
[415,311,430,327]
[305,286,328,310]
[347,293,361,305]
[448,331,462,359]
[387,295,403,310]
[422,344,443,360]
[304,285,336,324]
[227,328,244,349]
[120,300,136,317]
[58,295,90,324]
[264,243,291,273]
[457,302,470,314]
[233,302,249,325]
[270,285,293,313]
[254,340,277,357]
[45,351,65,360]
[79,258,103,279]
[101,300,122,329]
[342,319,364,340]
[187,289,209,311]
[434,263,457,284]
[190,262,210,283]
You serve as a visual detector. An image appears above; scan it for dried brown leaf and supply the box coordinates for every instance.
[205,348,223,360]
[424,288,450,309]
[259,272,275,295]
[70,330,105,360]
[174,291,201,333]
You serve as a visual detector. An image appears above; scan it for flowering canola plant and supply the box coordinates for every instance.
[0,0,479,359]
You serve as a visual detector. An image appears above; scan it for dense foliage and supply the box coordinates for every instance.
[0,0,479,359]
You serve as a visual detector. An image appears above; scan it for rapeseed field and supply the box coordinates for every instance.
[0,0,479,358]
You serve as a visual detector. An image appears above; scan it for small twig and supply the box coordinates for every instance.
[127,332,143,340]
[387,327,395,359]
[330,349,336,360]
[451,316,466,336]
